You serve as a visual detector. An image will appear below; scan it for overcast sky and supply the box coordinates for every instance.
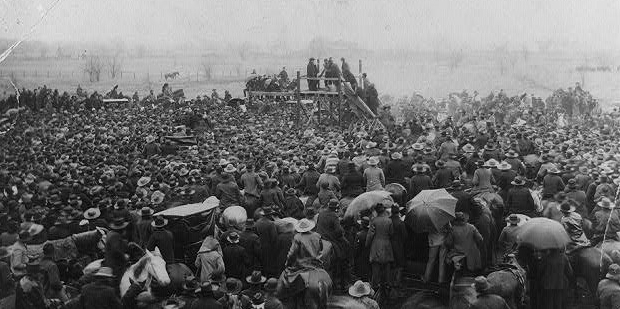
[1,0,619,51]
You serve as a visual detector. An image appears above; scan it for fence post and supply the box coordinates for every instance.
[359,59,363,90]
[296,71,301,127]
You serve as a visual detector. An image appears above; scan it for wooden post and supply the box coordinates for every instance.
[296,71,301,127]
[359,59,363,90]
[338,87,343,126]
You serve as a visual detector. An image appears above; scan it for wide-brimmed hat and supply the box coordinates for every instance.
[435,160,446,168]
[412,143,424,151]
[348,280,372,297]
[151,191,165,204]
[473,276,492,292]
[557,201,576,213]
[162,299,186,309]
[606,264,620,281]
[450,180,463,189]
[597,197,616,209]
[145,135,156,143]
[84,207,101,220]
[505,150,519,158]
[246,270,267,285]
[151,215,169,228]
[547,167,562,174]
[94,266,115,278]
[462,144,475,153]
[295,218,315,233]
[285,188,297,195]
[483,159,499,168]
[506,214,521,225]
[263,278,278,293]
[223,278,243,294]
[511,176,526,186]
[109,217,129,230]
[137,176,151,187]
[391,152,403,160]
[497,161,512,171]
[412,164,427,173]
[484,144,496,151]
[223,164,237,173]
[367,157,379,166]
[328,199,339,209]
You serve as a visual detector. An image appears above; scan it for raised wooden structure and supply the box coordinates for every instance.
[247,60,383,131]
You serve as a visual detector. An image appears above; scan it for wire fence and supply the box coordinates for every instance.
[0,69,251,83]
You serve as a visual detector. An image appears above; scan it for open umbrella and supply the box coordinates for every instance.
[344,191,393,219]
[516,217,570,249]
[406,189,457,233]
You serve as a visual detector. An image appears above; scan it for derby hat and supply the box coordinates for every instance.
[557,201,576,213]
[140,207,154,217]
[246,270,267,285]
[511,176,526,186]
[505,150,519,158]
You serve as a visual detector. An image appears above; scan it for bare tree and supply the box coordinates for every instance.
[84,56,103,82]
[201,62,213,81]
[107,53,123,79]
[448,49,464,71]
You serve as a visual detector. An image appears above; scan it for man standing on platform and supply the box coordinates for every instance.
[307,58,319,91]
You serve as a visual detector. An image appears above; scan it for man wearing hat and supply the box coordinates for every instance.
[433,160,455,189]
[565,178,588,218]
[81,267,122,309]
[215,172,244,209]
[495,161,516,200]
[307,58,319,90]
[9,231,30,276]
[592,197,620,243]
[39,243,66,301]
[136,207,154,247]
[347,280,379,308]
[254,208,279,277]
[263,277,284,309]
[14,261,48,309]
[505,177,537,217]
[558,201,590,257]
[498,214,521,259]
[146,215,175,263]
[222,232,248,280]
[365,203,394,289]
[542,167,565,199]
[286,218,322,268]
[105,217,130,278]
[189,281,224,309]
[363,157,385,192]
[598,263,620,309]
[385,152,407,186]
[0,246,15,299]
[242,270,266,299]
[317,199,349,289]
[469,276,510,309]
[239,164,264,217]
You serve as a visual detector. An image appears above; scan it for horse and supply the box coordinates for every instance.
[164,72,179,80]
[399,291,448,309]
[598,240,620,263]
[277,257,333,309]
[120,247,171,297]
[450,255,526,309]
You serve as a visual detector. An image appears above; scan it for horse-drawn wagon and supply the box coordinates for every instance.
[154,197,219,268]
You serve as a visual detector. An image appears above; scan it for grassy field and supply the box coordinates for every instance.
[1,51,619,108]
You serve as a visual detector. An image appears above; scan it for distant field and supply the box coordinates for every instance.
[1,52,619,108]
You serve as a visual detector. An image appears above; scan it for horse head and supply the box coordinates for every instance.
[143,248,171,287]
[96,227,108,251]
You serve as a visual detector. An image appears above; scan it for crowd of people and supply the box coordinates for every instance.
[1,77,620,309]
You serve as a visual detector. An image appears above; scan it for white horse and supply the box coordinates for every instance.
[83,247,171,297]
[120,247,170,297]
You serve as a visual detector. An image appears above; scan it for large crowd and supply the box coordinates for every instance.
[1,78,620,309]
